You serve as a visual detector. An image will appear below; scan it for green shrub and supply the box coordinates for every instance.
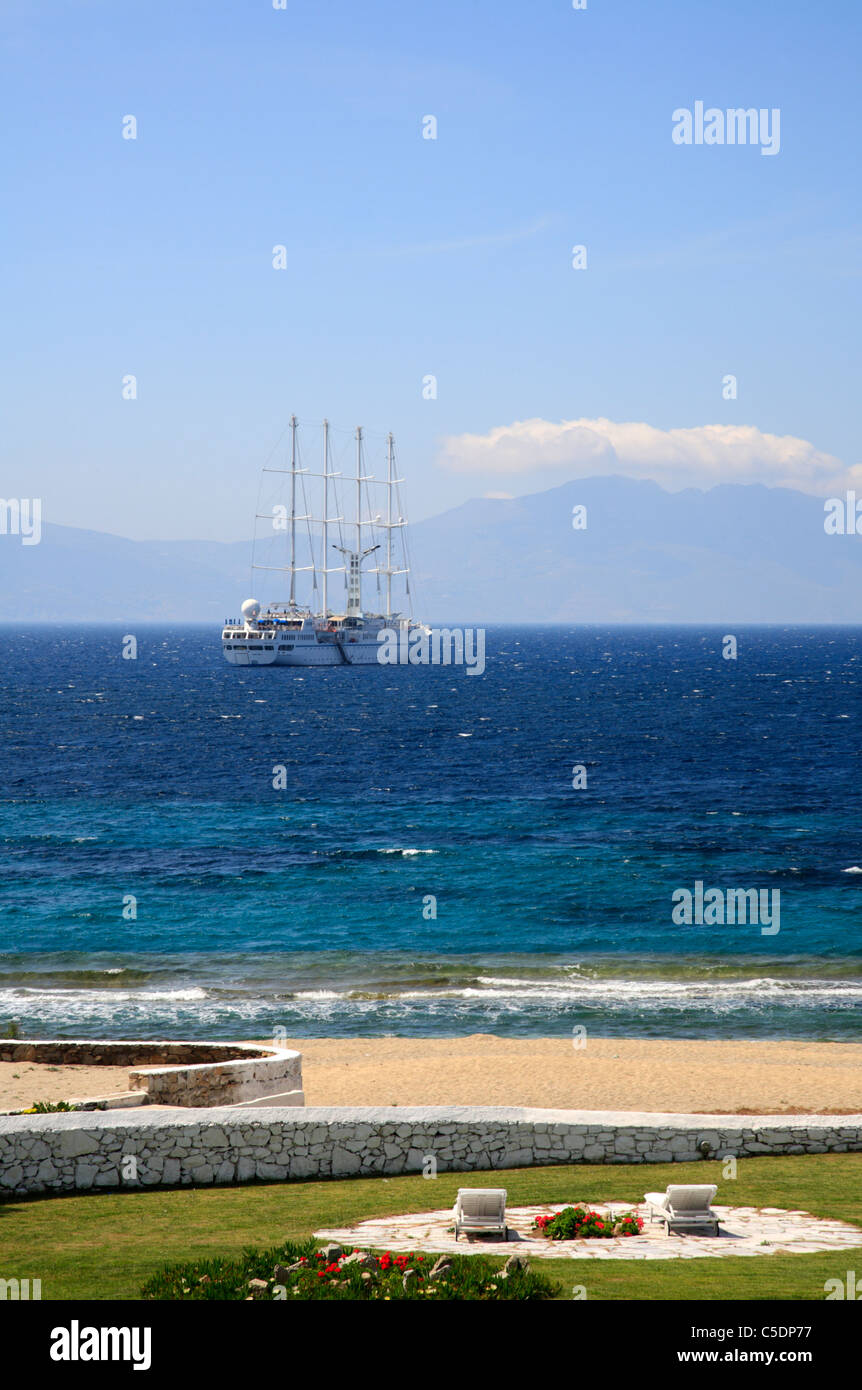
[14,1100,74,1115]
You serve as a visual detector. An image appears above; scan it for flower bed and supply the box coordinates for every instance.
[534,1205,644,1240]
[141,1238,555,1302]
[8,1100,73,1116]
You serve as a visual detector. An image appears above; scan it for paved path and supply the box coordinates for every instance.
[315,1202,862,1261]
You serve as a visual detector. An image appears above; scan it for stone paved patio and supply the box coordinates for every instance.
[315,1202,862,1260]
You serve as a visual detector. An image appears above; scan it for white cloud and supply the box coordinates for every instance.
[438,418,862,496]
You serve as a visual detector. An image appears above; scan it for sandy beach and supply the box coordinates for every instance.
[1,1035,861,1114]
[0,1060,134,1112]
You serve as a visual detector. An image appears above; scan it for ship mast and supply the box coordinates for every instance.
[322,418,329,618]
[289,414,297,607]
[256,414,314,601]
[372,433,411,620]
[356,426,363,558]
[386,432,393,618]
[333,426,380,619]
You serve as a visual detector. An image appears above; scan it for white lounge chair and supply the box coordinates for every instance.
[453,1188,508,1241]
[644,1184,720,1235]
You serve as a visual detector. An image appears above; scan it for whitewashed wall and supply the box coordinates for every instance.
[1,1106,859,1196]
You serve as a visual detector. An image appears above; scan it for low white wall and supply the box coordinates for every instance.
[0,1040,304,1110]
[1,1107,860,1196]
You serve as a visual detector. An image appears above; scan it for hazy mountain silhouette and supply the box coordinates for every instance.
[2,476,860,623]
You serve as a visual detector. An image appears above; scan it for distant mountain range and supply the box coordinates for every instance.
[2,476,861,623]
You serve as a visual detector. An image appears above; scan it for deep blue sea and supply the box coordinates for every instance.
[0,625,860,1041]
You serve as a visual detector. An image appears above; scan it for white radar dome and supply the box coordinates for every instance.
[241,598,261,621]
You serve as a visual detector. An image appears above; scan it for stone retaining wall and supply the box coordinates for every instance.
[0,1043,276,1068]
[1,1107,859,1197]
[0,1040,304,1110]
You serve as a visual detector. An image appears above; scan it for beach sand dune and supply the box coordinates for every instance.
[3,1036,860,1114]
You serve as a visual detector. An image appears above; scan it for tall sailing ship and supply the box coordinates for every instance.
[222,416,428,667]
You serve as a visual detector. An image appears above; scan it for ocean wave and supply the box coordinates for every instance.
[1,974,859,1039]
[10,974,852,1019]
[0,986,207,1006]
[376,848,437,856]
[290,989,343,1001]
[1,940,861,1040]
[0,968,155,988]
[383,978,862,1006]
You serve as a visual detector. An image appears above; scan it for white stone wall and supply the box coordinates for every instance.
[0,1040,303,1110]
[128,1050,303,1107]
[1,1107,860,1196]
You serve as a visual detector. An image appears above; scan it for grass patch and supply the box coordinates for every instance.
[1,1154,860,1301]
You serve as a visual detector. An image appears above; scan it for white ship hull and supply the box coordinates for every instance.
[339,636,389,665]
[222,616,423,667]
[222,641,342,667]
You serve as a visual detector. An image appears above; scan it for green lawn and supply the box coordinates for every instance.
[1,1154,860,1301]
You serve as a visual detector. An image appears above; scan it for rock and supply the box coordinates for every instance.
[273,1262,305,1281]
[56,1131,101,1159]
[247,1278,269,1292]
[331,1146,361,1175]
[429,1256,453,1281]
[504,1252,529,1274]
[360,1272,373,1285]
[317,1243,343,1263]
[341,1251,377,1270]
[402,1269,418,1291]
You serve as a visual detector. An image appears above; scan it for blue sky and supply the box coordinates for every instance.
[2,0,860,538]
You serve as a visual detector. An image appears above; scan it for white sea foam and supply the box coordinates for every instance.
[0,986,207,1008]
[365,976,862,1010]
[2,970,858,1033]
[376,848,436,856]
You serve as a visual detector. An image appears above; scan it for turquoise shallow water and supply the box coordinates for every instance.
[0,625,860,1039]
